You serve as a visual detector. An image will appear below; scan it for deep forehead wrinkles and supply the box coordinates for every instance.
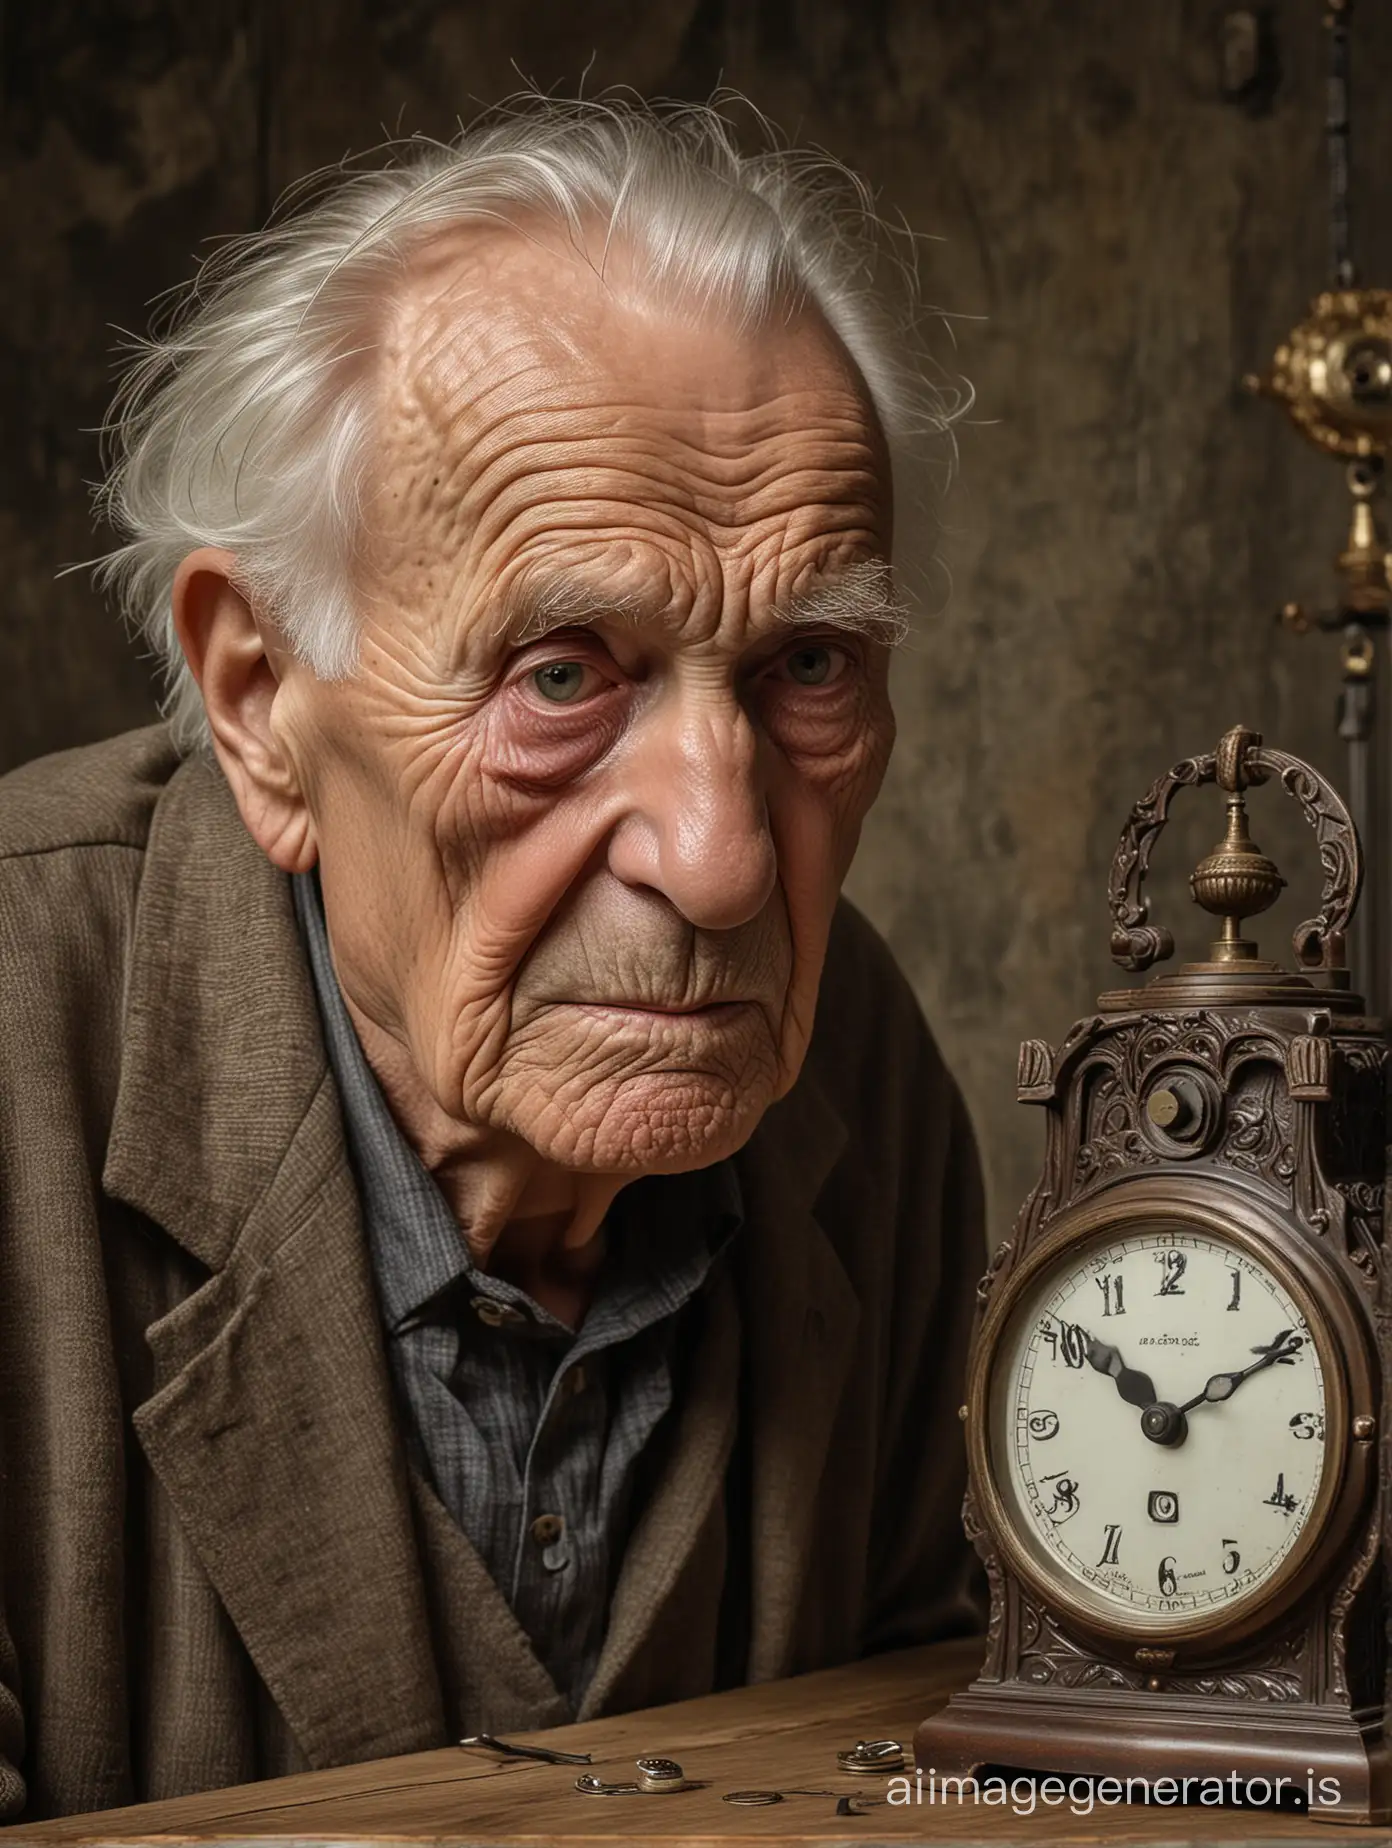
[364,229,891,596]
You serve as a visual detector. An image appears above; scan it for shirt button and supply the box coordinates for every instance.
[471,1296,526,1329]
[531,1512,564,1547]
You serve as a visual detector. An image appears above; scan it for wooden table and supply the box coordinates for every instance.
[9,1638,1390,1845]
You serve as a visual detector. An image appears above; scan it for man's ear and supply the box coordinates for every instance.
[172,547,317,874]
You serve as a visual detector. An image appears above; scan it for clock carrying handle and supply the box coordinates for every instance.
[1107,725,1363,974]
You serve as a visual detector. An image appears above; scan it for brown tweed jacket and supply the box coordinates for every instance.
[0,726,984,1824]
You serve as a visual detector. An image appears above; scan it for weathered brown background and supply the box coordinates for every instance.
[4,0,1391,1239]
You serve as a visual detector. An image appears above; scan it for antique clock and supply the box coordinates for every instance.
[918,727,1390,1820]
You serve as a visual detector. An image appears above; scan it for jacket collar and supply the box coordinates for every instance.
[103,749,858,1749]
[104,751,327,1271]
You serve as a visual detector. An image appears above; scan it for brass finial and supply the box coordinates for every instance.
[1188,726,1286,963]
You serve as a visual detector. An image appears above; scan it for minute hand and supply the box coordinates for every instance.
[1175,1329,1304,1416]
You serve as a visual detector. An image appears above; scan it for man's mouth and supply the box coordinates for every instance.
[566,999,755,1018]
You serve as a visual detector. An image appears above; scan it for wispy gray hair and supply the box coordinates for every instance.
[92,92,963,751]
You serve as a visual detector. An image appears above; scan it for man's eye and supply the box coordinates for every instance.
[784,645,843,687]
[531,662,590,703]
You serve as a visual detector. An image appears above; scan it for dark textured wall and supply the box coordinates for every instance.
[4,0,1391,1239]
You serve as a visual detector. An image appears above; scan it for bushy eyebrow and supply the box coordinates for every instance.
[492,577,656,646]
[777,559,910,647]
[491,557,909,649]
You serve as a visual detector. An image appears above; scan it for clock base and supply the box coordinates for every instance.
[915,1684,1391,1826]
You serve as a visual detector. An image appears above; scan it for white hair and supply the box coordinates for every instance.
[92,92,964,751]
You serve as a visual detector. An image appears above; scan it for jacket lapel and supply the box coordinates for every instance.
[579,1261,741,1717]
[573,1059,857,1707]
[105,755,446,1769]
[736,1075,859,1683]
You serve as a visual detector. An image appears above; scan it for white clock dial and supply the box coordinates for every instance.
[989,1227,1329,1626]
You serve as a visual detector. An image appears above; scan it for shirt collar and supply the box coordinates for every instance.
[291,868,742,1337]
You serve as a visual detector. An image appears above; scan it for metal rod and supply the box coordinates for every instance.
[1379,638,1391,1018]
[1340,665,1375,1003]
[1325,0,1355,287]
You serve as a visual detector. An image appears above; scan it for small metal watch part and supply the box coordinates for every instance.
[574,1774,639,1796]
[576,1757,688,1796]
[838,1792,886,1815]
[459,1732,592,1765]
[722,1788,842,1805]
[836,1738,906,1774]
[634,1756,686,1792]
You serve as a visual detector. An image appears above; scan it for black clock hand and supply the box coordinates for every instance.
[1174,1329,1303,1416]
[1079,1329,1158,1410]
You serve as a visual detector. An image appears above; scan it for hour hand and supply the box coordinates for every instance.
[1081,1330,1157,1409]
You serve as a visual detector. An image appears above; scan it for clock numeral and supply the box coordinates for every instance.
[1042,1472,1080,1523]
[1096,1523,1123,1567]
[1154,1249,1187,1296]
[1157,1555,1178,1597]
[1095,1272,1125,1316]
[1027,1409,1060,1441]
[1226,1268,1241,1312]
[1289,1411,1325,1442]
[1253,1327,1303,1365]
[1263,1471,1299,1517]
[1222,1539,1241,1575]
[1146,1490,1179,1524]
[1038,1319,1088,1368]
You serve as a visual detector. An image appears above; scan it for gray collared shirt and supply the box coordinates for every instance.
[292,871,741,1708]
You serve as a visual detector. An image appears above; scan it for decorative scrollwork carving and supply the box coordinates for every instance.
[1070,1013,1297,1205]
[1265,753,1362,968]
[1106,730,1362,974]
[1015,1597,1139,1691]
[1335,1179,1384,1282]
[1013,1597,1306,1703]
[1328,1513,1383,1703]
[1075,1072,1160,1187]
[962,1489,1006,1680]
[1107,752,1208,972]
[976,1237,1014,1308]
[1163,1666,1302,1702]
[1221,1067,1296,1191]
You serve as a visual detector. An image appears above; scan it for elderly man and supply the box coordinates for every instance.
[0,99,983,1822]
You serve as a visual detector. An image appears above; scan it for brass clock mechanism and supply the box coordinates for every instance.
[919,726,1390,1821]
[1252,289,1392,464]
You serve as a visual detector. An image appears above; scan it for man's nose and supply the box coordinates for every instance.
[606,696,778,931]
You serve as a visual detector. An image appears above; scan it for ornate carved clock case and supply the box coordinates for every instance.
[917,727,1391,1822]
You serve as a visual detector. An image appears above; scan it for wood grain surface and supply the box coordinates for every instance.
[9,1638,1388,1845]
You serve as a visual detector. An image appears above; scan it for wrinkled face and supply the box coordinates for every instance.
[277,230,897,1174]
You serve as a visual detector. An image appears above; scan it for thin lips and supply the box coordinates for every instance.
[568,998,753,1015]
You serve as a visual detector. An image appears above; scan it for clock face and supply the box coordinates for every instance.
[988,1226,1331,1630]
